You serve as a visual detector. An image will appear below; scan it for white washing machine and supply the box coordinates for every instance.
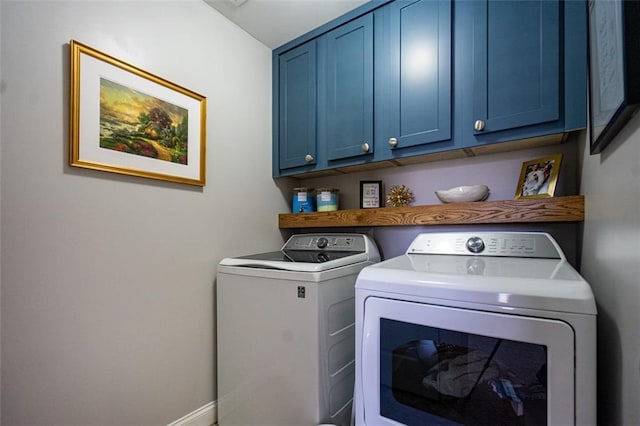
[217,233,380,426]
[354,232,596,426]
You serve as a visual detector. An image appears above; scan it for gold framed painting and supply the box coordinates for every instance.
[514,154,562,199]
[69,40,207,186]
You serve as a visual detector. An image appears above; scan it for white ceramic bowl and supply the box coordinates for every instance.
[435,185,490,203]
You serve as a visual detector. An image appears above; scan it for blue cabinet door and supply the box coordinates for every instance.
[278,41,317,171]
[471,0,560,136]
[379,0,452,156]
[324,13,374,161]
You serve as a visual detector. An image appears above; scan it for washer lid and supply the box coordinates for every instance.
[219,233,380,272]
[219,251,372,272]
[356,254,596,315]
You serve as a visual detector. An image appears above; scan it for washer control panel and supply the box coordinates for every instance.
[283,234,366,252]
[407,232,563,259]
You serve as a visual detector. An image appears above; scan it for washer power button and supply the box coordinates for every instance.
[466,236,485,254]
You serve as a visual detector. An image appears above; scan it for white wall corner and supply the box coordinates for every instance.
[167,401,216,426]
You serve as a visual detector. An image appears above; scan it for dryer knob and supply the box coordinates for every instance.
[466,236,485,254]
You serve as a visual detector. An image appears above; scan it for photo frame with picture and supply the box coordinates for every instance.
[360,181,383,209]
[514,154,562,199]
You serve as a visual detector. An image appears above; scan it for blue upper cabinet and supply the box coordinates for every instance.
[473,0,559,133]
[323,14,375,163]
[460,0,587,147]
[274,40,317,174]
[272,0,587,177]
[376,0,455,159]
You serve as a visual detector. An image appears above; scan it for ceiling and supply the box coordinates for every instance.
[204,0,369,49]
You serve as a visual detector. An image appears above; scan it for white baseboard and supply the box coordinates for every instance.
[167,401,216,426]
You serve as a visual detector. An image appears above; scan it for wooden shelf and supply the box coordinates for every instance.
[279,195,584,229]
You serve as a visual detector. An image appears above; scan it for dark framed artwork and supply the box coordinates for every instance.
[588,0,640,154]
[360,180,383,208]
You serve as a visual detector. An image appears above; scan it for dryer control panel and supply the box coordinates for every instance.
[406,232,564,259]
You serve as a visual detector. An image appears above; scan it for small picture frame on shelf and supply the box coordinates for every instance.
[360,181,383,209]
[514,154,562,199]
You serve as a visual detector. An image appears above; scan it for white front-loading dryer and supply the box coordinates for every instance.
[354,232,596,426]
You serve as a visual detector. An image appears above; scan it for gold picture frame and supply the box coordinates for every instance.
[514,154,562,199]
[69,40,207,186]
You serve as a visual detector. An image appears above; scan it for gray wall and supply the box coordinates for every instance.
[1,1,639,426]
[0,1,289,424]
[0,0,3,419]
[579,121,640,425]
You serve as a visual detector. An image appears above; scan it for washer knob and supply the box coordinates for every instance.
[317,237,329,249]
[466,236,485,254]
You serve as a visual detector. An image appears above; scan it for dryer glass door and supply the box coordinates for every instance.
[360,298,575,425]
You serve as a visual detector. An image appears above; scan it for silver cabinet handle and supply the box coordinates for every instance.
[361,143,370,153]
[304,154,314,162]
[388,137,398,148]
[474,120,486,131]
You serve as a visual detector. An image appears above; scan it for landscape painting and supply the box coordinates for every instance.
[69,39,207,186]
[100,78,189,165]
